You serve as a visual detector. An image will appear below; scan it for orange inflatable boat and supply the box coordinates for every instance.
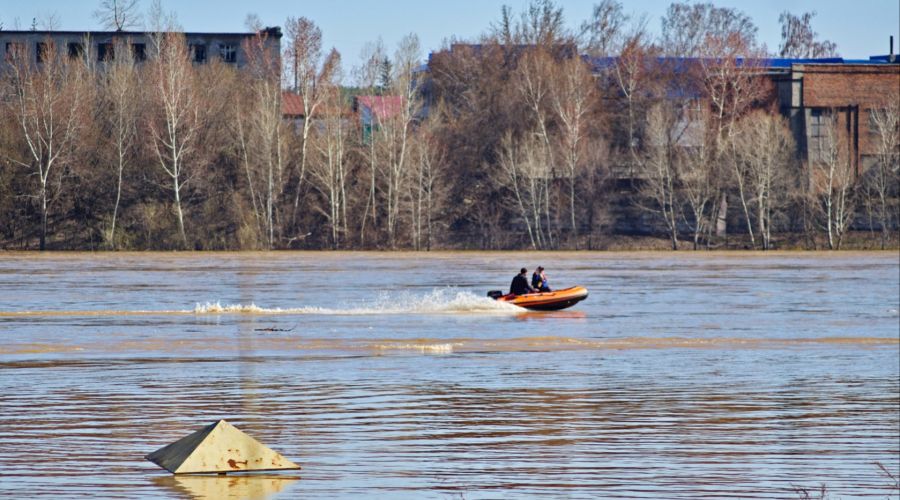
[487,286,589,311]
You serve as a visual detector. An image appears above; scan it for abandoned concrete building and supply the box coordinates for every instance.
[0,27,281,67]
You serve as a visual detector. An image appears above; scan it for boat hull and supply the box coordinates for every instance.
[495,286,589,311]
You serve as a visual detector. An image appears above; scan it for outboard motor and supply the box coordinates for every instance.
[486,290,504,300]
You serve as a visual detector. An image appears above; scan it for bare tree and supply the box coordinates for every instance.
[731,111,795,250]
[37,13,62,31]
[355,38,387,245]
[284,17,333,231]
[308,49,348,249]
[378,33,423,248]
[100,39,139,248]
[512,49,557,247]
[402,100,452,251]
[677,104,715,250]
[550,55,595,247]
[611,19,655,180]
[579,0,628,56]
[237,29,287,249]
[496,132,552,249]
[679,4,769,245]
[146,32,201,248]
[811,111,856,249]
[4,40,85,250]
[864,99,900,248]
[145,0,177,33]
[639,103,681,250]
[494,0,567,46]
[661,2,757,58]
[778,11,838,58]
[411,109,448,251]
[244,13,262,32]
[94,0,142,31]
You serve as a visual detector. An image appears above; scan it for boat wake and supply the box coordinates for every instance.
[193,289,522,316]
[1,289,522,318]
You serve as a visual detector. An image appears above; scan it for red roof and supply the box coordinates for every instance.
[282,91,305,117]
[357,95,405,120]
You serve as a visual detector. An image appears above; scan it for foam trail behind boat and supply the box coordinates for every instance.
[194,289,522,315]
[0,289,522,317]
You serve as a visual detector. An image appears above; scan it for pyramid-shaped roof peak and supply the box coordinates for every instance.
[146,420,301,474]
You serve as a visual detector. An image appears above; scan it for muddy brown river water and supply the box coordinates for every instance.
[0,251,897,498]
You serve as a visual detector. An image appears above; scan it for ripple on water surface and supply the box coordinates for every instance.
[0,252,897,498]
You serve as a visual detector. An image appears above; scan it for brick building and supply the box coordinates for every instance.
[772,60,900,178]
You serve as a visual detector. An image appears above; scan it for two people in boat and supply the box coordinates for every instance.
[509,266,551,295]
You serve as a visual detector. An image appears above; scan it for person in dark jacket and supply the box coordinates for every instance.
[510,268,536,295]
[531,266,551,292]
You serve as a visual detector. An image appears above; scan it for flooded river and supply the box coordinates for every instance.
[0,252,897,498]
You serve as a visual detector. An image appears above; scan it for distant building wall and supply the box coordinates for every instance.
[0,28,281,69]
[775,63,900,178]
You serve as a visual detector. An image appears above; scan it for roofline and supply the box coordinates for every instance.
[0,29,281,38]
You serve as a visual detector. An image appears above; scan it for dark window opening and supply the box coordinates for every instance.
[191,44,206,63]
[36,42,54,63]
[98,43,115,61]
[5,42,25,61]
[220,43,236,63]
[68,42,84,60]
[131,43,146,61]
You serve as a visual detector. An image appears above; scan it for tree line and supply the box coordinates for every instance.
[0,0,897,251]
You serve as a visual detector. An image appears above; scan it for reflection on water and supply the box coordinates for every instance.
[2,335,897,357]
[154,474,300,500]
[0,252,897,498]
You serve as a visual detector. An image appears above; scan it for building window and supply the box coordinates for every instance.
[808,108,831,162]
[36,42,54,63]
[131,43,146,61]
[191,44,206,63]
[5,42,25,61]
[98,43,115,61]
[219,43,236,63]
[68,42,84,60]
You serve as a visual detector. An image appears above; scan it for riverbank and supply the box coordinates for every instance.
[596,231,900,251]
[2,230,897,252]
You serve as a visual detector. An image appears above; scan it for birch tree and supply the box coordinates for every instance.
[410,107,448,251]
[5,40,85,250]
[308,49,348,249]
[496,132,552,249]
[238,29,287,248]
[677,105,714,250]
[378,33,423,248]
[512,50,557,247]
[812,112,855,250]
[550,55,595,246]
[639,103,680,250]
[662,2,766,243]
[611,21,655,179]
[99,39,138,248]
[863,100,899,249]
[731,111,795,250]
[355,38,387,244]
[284,17,333,228]
[147,32,201,248]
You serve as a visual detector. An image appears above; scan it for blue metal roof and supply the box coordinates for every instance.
[585,55,897,72]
